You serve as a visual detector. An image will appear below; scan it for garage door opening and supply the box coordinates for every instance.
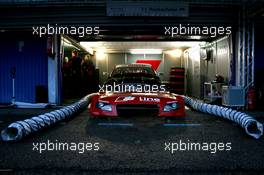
[61,35,232,105]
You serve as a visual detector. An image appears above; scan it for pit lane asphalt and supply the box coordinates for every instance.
[0,107,264,174]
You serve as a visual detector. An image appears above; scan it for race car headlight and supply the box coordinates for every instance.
[96,102,112,112]
[163,102,179,112]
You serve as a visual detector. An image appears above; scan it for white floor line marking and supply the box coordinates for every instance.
[163,123,201,127]
[98,122,134,127]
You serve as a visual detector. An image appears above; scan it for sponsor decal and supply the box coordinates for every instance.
[139,97,160,102]
[115,96,136,102]
[136,60,161,70]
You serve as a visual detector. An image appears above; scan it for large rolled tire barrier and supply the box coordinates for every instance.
[1,93,97,142]
[183,96,263,139]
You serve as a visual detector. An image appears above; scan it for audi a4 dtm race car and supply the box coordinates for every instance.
[88,64,185,118]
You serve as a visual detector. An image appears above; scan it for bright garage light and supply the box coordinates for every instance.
[130,49,162,54]
[96,48,106,60]
[167,49,182,57]
[79,42,94,55]
[190,36,202,40]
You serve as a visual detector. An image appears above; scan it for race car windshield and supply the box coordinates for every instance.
[111,67,156,78]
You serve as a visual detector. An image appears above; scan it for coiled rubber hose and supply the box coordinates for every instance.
[184,96,263,139]
[1,93,97,142]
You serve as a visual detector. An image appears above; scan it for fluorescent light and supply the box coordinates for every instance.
[130,49,162,54]
[166,49,182,57]
[62,38,73,47]
[96,48,106,60]
[190,36,202,40]
[62,38,80,50]
[79,42,94,55]
[171,41,203,47]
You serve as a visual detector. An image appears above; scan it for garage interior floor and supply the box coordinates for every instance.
[0,107,264,174]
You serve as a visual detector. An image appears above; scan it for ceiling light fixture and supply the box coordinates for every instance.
[166,49,182,57]
[190,36,202,40]
[96,48,106,60]
[130,49,162,54]
[79,42,95,55]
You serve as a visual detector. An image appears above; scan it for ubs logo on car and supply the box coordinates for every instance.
[139,97,160,102]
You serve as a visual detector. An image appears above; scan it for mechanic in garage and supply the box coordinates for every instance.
[71,50,82,96]
[81,54,96,94]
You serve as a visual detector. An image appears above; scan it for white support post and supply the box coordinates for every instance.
[48,34,60,105]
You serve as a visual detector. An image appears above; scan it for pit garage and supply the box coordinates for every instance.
[0,1,264,174]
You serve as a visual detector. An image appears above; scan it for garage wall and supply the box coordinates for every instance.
[200,37,231,83]
[186,37,231,99]
[163,53,182,81]
[186,46,201,98]
[215,38,231,81]
[200,50,216,83]
[108,53,126,73]
[0,32,48,103]
[94,53,126,83]
[95,53,108,83]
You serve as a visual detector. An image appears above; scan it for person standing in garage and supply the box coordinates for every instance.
[71,50,82,97]
[62,56,72,98]
[81,54,95,94]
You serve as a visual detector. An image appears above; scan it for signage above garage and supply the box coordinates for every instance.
[107,1,189,17]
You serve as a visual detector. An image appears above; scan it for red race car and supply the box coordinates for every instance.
[89,64,185,118]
